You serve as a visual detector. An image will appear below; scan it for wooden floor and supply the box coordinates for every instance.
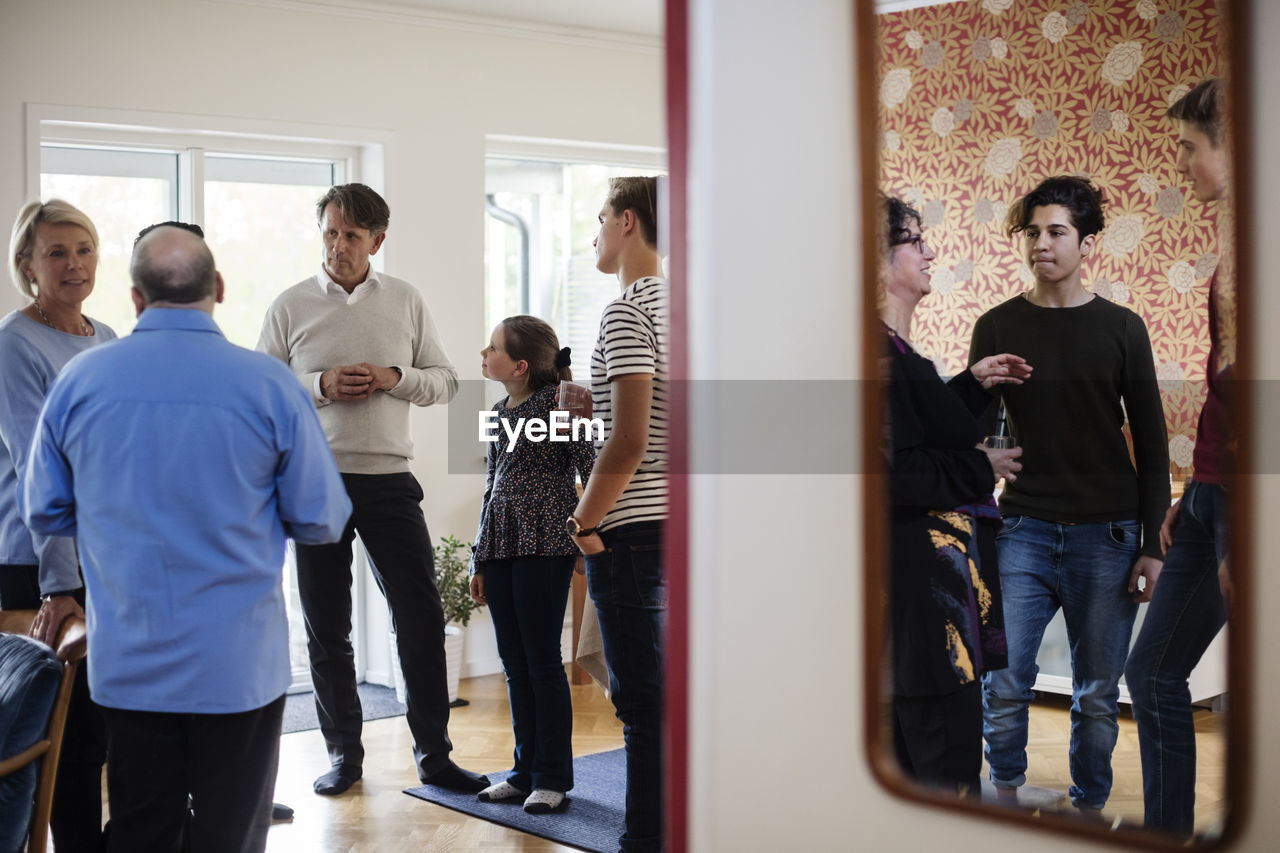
[258,675,1224,852]
[1000,692,1225,834]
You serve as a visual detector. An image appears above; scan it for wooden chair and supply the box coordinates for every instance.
[0,610,88,853]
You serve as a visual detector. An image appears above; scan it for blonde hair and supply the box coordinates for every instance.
[9,199,100,300]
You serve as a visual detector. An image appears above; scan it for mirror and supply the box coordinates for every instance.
[862,0,1248,844]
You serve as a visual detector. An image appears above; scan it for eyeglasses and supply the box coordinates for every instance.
[889,233,929,254]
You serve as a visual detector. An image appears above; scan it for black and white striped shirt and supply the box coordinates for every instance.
[590,276,668,530]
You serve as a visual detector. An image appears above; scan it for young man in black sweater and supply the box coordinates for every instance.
[969,176,1169,815]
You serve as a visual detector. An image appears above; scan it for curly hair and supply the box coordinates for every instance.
[882,193,922,249]
[1005,175,1106,242]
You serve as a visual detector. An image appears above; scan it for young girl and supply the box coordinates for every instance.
[470,315,595,813]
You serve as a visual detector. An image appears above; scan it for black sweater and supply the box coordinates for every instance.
[888,334,995,511]
[969,294,1170,558]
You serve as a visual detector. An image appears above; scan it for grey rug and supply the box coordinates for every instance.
[403,748,625,853]
[282,683,406,734]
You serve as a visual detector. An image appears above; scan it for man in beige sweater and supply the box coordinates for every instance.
[258,183,487,796]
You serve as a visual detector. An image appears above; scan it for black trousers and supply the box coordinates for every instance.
[295,472,453,775]
[892,681,983,796]
[0,565,107,853]
[101,695,285,853]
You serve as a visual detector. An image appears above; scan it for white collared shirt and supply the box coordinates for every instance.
[316,266,381,305]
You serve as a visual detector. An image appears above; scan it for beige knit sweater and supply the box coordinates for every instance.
[257,271,457,474]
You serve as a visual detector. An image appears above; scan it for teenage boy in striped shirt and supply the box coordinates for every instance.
[568,176,668,853]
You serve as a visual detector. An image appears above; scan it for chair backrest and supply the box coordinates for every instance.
[0,611,87,853]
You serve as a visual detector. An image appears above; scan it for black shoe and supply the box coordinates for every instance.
[271,803,294,822]
[419,760,490,792]
[314,764,362,796]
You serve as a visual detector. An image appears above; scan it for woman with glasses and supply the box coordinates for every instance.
[0,199,115,852]
[880,193,1023,796]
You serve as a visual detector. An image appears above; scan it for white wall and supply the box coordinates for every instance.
[686,0,1280,851]
[0,0,662,674]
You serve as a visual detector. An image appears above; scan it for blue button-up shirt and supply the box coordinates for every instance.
[20,308,351,713]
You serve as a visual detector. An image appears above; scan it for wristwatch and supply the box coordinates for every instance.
[566,516,597,538]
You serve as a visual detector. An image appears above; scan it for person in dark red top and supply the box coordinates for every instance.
[1124,77,1233,838]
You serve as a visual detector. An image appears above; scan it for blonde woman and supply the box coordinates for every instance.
[0,199,115,851]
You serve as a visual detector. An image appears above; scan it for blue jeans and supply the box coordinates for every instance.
[981,515,1140,808]
[1124,480,1228,835]
[480,554,576,793]
[585,521,665,853]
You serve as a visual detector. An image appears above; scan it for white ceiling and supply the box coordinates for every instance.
[321,1,951,40]
[219,1,955,48]
[344,0,663,37]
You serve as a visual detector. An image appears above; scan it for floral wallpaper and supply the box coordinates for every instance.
[878,0,1224,479]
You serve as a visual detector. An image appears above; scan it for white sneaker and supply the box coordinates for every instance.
[523,788,565,814]
[477,780,528,802]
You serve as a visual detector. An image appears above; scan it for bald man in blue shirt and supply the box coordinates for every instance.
[20,225,351,853]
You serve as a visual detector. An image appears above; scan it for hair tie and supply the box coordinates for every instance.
[554,347,572,369]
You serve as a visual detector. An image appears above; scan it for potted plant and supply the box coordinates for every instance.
[434,534,484,628]
[434,534,484,705]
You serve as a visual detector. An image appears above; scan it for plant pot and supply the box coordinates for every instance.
[444,624,464,704]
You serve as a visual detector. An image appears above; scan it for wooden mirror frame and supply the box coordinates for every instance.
[856,0,1254,847]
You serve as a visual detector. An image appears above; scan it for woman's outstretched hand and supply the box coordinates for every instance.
[970,354,1032,389]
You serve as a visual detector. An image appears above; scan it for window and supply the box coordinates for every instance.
[30,106,386,692]
[484,140,666,384]
[39,146,176,342]
[39,145,342,347]
[201,155,338,347]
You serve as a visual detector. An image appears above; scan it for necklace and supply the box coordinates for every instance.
[881,319,910,346]
[33,300,92,336]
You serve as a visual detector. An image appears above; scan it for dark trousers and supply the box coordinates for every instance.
[295,472,453,775]
[893,682,983,796]
[101,695,284,853]
[584,521,666,853]
[480,554,576,793]
[1125,480,1229,836]
[0,565,107,853]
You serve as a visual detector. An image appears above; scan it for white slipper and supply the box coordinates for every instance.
[523,788,565,814]
[477,780,528,802]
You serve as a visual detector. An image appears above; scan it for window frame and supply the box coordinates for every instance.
[482,134,667,377]
[26,102,392,694]
[25,102,387,223]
